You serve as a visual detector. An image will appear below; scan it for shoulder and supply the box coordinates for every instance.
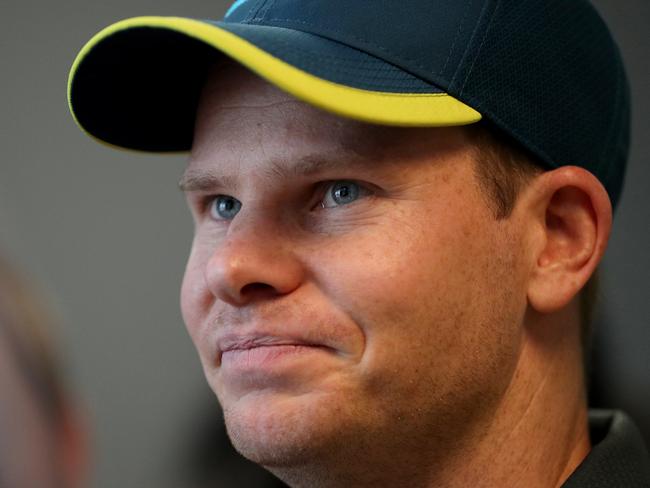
[562,410,650,487]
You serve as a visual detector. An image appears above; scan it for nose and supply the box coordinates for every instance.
[204,221,305,306]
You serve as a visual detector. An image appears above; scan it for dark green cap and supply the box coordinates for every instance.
[68,0,631,206]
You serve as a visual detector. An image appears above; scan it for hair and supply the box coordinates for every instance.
[465,122,598,353]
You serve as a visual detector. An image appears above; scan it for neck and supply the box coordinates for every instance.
[440,311,591,488]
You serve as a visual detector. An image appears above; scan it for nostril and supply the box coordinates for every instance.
[240,282,276,298]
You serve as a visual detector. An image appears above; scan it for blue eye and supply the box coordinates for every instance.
[209,195,242,220]
[321,181,363,208]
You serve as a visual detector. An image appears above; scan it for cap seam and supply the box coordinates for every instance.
[243,0,266,22]
[446,0,493,92]
[255,17,450,86]
[441,0,475,76]
[235,31,440,92]
[457,0,500,97]
[252,0,275,22]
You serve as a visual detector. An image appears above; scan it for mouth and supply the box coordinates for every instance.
[221,343,327,368]
[215,332,338,379]
[217,335,331,365]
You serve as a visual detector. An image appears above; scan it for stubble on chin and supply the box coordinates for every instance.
[220,390,349,468]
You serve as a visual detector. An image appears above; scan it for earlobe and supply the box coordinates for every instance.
[527,167,612,314]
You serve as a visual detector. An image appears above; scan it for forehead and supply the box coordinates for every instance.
[188,60,473,179]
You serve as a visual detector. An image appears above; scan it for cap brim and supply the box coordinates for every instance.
[68,16,482,152]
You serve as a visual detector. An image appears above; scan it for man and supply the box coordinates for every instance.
[67,1,650,486]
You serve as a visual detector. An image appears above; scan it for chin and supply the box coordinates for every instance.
[221,389,345,468]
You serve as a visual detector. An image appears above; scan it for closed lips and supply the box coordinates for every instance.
[217,334,332,364]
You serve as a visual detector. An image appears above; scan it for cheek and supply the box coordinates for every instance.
[313,207,475,326]
[311,202,524,393]
[180,240,213,344]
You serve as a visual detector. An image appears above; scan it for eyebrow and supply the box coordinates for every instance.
[178,170,237,192]
[178,153,368,192]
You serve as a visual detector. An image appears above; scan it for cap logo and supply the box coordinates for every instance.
[225,0,249,18]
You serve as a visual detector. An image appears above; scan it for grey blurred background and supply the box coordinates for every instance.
[0,1,648,487]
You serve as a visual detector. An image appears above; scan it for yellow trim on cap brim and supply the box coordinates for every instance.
[68,16,482,150]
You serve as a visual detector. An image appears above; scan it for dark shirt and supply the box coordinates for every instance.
[563,410,650,487]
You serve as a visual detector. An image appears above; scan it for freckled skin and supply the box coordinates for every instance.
[180,63,591,488]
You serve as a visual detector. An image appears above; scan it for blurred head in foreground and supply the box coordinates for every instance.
[0,255,87,488]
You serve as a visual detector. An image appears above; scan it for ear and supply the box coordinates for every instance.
[526,166,612,313]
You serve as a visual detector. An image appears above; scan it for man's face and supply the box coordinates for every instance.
[180,63,529,470]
